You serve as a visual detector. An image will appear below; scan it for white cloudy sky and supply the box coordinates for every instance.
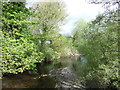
[27,0,105,35]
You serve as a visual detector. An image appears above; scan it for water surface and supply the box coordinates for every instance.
[2,56,89,88]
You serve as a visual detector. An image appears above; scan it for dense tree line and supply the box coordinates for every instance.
[72,0,119,88]
[2,0,119,88]
[1,0,73,74]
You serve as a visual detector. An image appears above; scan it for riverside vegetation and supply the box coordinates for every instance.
[1,0,119,89]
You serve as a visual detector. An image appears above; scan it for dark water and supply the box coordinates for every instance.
[2,56,89,88]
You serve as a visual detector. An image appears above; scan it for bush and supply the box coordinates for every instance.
[1,36,44,74]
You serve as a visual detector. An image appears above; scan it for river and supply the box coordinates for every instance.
[2,56,100,89]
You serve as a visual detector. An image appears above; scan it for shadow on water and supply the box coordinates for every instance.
[2,56,86,88]
[2,63,59,88]
[2,56,103,89]
[29,76,58,88]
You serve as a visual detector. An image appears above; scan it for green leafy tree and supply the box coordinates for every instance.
[72,1,119,87]
[1,1,43,74]
[30,0,67,60]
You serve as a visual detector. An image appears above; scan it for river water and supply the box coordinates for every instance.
[2,56,97,89]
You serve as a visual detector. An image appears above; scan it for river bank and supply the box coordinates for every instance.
[2,56,85,89]
[2,56,118,89]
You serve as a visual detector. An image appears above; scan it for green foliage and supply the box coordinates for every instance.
[59,35,78,57]
[30,1,68,60]
[1,0,75,75]
[1,1,43,74]
[73,12,119,87]
[1,36,43,74]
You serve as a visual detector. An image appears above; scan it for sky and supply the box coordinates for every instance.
[26,0,105,36]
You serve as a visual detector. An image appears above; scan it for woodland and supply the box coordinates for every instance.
[1,0,119,88]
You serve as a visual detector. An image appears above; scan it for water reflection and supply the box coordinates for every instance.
[29,75,58,88]
[80,56,87,63]
[2,56,89,88]
[2,74,39,88]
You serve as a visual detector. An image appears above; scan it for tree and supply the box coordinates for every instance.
[89,0,120,57]
[30,0,67,60]
[72,19,88,47]
[1,1,43,74]
[72,0,119,88]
